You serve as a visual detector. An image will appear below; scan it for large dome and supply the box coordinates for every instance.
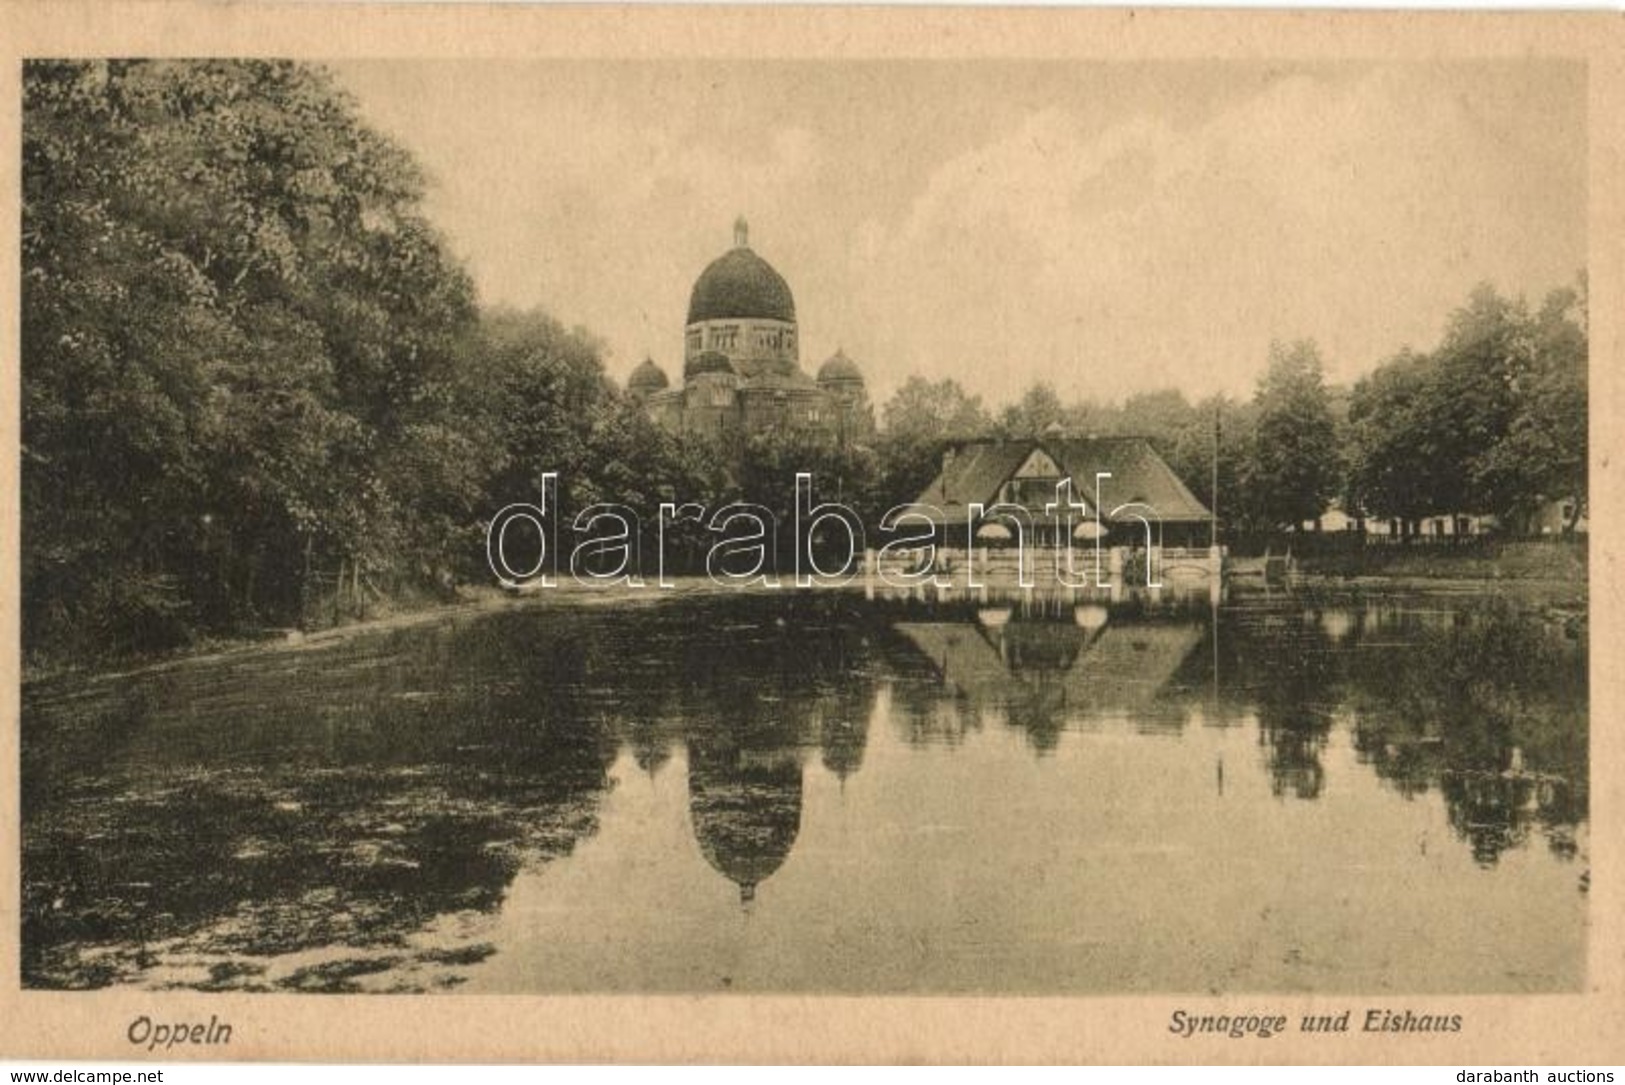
[686,218,796,325]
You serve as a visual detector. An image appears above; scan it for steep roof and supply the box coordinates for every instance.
[902,436,1211,525]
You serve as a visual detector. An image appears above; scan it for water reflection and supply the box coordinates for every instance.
[689,740,803,906]
[1337,598,1588,867]
[21,588,1587,992]
[887,606,1206,751]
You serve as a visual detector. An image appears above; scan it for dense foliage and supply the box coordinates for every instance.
[24,60,483,655]
[1348,282,1588,532]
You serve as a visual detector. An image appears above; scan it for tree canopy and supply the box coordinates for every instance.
[1241,340,1343,531]
[1349,281,1587,530]
[24,60,481,653]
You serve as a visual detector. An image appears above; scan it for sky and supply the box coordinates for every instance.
[331,59,1585,408]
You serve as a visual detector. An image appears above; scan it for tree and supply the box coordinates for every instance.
[997,382,1065,437]
[1242,340,1343,530]
[1114,389,1252,516]
[23,60,478,654]
[462,307,613,514]
[1348,281,1585,532]
[871,376,993,511]
[1471,280,1588,530]
[1430,285,1533,521]
[880,375,993,443]
[1347,349,1437,526]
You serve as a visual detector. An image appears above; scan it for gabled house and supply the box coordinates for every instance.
[878,435,1218,592]
[897,435,1212,546]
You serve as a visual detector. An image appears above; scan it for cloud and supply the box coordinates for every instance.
[333,61,1583,408]
[846,67,1583,405]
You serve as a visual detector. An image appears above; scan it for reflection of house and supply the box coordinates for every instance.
[880,436,1217,590]
[892,611,1206,745]
[628,218,873,443]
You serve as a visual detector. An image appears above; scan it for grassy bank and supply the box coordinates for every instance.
[1293,539,1587,583]
[20,577,801,687]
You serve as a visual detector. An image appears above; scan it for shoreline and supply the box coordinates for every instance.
[20,577,771,689]
[23,565,1590,690]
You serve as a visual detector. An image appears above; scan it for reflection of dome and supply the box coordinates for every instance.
[628,357,669,395]
[687,743,803,905]
[817,349,863,384]
[687,218,796,324]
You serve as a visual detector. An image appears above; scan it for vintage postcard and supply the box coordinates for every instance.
[1,1,1621,1066]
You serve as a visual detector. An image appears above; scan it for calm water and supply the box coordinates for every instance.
[21,587,1588,994]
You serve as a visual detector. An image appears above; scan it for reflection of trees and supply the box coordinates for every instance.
[22,610,622,989]
[1219,607,1336,800]
[1215,595,1588,856]
[1440,771,1536,866]
[22,590,1589,988]
[1341,597,1588,866]
[1349,728,1441,800]
[1430,766,1581,867]
[1259,723,1327,800]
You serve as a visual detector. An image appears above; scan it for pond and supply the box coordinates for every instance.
[21,586,1588,994]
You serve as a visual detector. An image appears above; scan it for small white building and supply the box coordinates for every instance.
[1527,498,1587,536]
[1372,512,1497,540]
[1300,502,1362,534]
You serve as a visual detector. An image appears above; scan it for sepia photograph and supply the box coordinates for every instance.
[2,1,1621,1067]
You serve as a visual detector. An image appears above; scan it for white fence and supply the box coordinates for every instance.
[865,544,1223,599]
